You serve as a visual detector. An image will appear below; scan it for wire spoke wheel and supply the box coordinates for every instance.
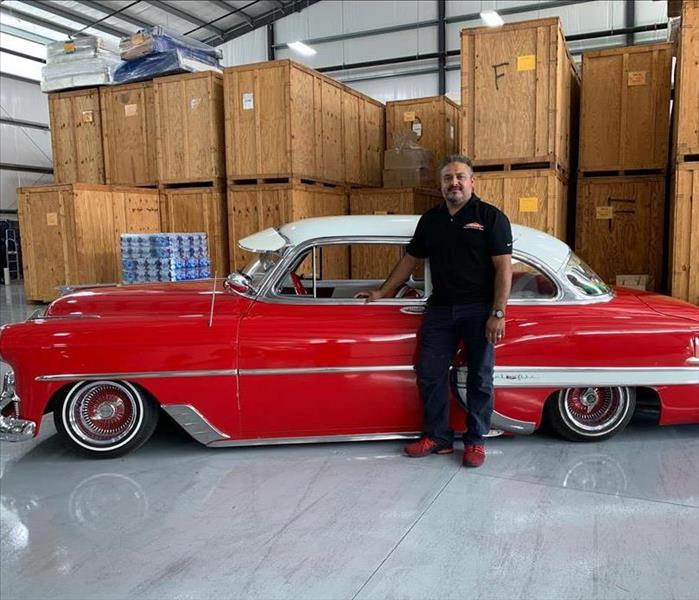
[547,386,635,442]
[55,381,158,457]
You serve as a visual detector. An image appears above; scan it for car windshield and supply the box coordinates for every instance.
[242,251,284,288]
[565,254,611,297]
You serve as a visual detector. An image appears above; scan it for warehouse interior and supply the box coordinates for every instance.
[1,1,698,599]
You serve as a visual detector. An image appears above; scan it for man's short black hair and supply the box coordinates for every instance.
[439,154,474,174]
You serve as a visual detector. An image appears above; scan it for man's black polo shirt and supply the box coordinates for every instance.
[406,193,512,305]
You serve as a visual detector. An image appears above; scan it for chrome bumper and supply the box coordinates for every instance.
[0,370,36,442]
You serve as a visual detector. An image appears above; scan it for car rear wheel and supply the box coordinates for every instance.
[54,381,159,458]
[546,386,636,442]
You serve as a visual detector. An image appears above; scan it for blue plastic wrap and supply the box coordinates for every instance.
[112,48,221,84]
[120,26,222,61]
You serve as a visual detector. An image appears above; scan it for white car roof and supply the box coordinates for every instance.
[238,215,572,273]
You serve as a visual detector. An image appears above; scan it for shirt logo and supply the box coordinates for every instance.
[463,222,484,231]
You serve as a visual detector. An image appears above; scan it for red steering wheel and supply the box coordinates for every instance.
[290,272,308,295]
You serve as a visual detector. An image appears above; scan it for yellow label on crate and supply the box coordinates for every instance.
[374,211,389,215]
[628,71,648,86]
[124,103,138,117]
[63,42,76,53]
[517,55,536,71]
[519,197,539,212]
[596,206,614,219]
[403,111,416,122]
[46,212,58,226]
[82,110,94,123]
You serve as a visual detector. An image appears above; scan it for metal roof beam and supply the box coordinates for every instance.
[216,0,321,45]
[221,0,252,26]
[0,5,77,36]
[70,0,154,31]
[15,0,131,37]
[142,0,224,39]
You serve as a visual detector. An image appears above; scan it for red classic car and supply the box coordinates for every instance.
[1,215,698,458]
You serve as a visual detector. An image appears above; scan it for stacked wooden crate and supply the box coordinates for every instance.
[460,17,578,242]
[669,0,699,304]
[223,59,386,271]
[576,42,673,291]
[17,184,160,302]
[384,96,460,187]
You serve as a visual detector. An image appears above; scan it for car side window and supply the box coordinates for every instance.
[510,258,558,301]
[273,242,426,301]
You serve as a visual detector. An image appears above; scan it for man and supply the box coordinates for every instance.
[361,155,512,468]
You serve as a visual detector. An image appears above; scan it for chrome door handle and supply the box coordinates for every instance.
[400,305,425,315]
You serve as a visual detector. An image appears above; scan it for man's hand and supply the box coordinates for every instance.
[486,316,505,345]
[354,290,385,302]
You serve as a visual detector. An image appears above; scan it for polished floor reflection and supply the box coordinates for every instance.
[2,283,698,600]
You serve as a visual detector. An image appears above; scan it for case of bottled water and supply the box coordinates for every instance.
[120,233,212,284]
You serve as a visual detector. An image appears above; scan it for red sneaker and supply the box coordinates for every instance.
[404,437,454,458]
[462,444,486,468]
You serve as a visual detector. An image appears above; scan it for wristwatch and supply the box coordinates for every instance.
[490,309,505,318]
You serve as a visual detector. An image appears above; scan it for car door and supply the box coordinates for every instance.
[236,239,427,439]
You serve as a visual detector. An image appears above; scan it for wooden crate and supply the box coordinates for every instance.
[48,88,105,184]
[343,88,385,187]
[349,187,442,279]
[460,17,579,174]
[674,0,699,162]
[154,71,225,185]
[386,96,460,170]
[159,185,229,277]
[475,169,569,241]
[100,81,157,186]
[227,182,348,274]
[575,176,666,291]
[17,184,160,302]
[224,59,384,186]
[669,163,699,304]
[579,43,672,173]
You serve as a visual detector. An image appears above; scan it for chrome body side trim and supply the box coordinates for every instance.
[490,411,537,434]
[0,370,36,442]
[208,432,422,448]
[36,369,238,382]
[161,404,230,445]
[238,365,416,376]
[454,366,699,388]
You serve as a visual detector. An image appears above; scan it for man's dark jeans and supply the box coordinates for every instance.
[417,303,494,445]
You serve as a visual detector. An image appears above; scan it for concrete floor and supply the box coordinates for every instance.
[1,282,698,600]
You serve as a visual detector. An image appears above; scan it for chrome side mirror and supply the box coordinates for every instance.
[224,272,254,294]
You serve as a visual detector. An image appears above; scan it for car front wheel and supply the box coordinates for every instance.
[546,386,636,442]
[54,381,159,458]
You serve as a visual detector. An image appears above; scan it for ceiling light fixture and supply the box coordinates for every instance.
[287,41,316,56]
[480,10,504,28]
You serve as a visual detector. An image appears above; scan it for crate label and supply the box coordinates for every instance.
[449,124,455,139]
[46,212,58,226]
[242,92,254,110]
[190,97,202,110]
[628,71,648,86]
[373,210,389,215]
[124,103,138,117]
[517,55,536,71]
[616,274,650,290]
[63,41,76,54]
[82,110,94,123]
[411,119,423,139]
[519,197,539,212]
[403,111,416,122]
[596,206,614,219]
